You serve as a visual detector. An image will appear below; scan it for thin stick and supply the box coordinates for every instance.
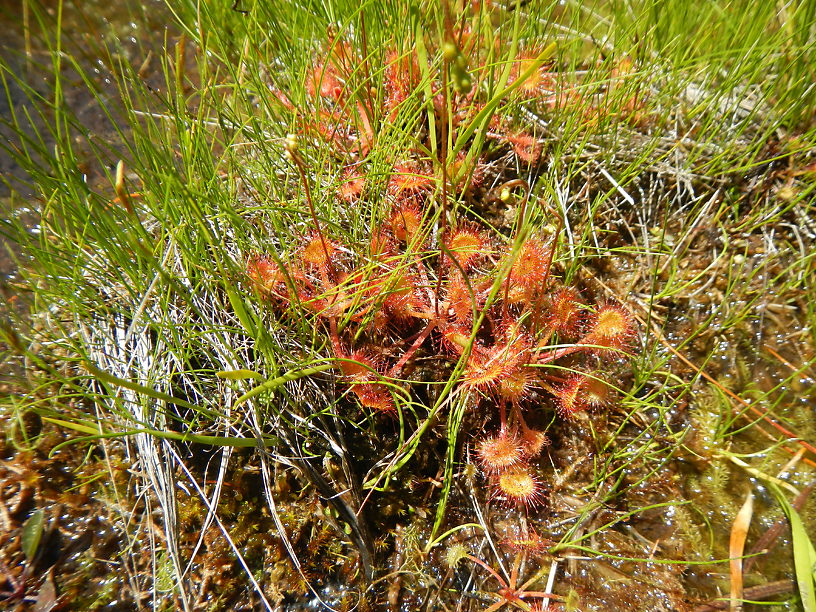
[286,138,337,279]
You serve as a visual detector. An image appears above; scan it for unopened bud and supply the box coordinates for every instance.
[284,133,300,162]
[442,41,459,62]
[455,74,472,94]
[285,133,298,152]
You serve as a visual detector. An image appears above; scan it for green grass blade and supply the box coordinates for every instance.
[452,42,556,154]
[769,483,816,612]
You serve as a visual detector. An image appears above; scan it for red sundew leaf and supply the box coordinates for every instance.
[305,61,345,101]
[299,233,343,271]
[387,162,435,199]
[246,255,283,290]
[553,374,587,418]
[545,287,584,337]
[383,49,421,114]
[369,230,398,260]
[388,203,424,244]
[519,428,550,459]
[438,321,473,356]
[502,237,553,304]
[444,272,490,323]
[352,383,397,414]
[443,225,492,271]
[581,303,636,355]
[337,167,366,202]
[502,526,554,556]
[494,468,545,510]
[506,131,544,164]
[476,431,525,474]
[509,48,559,96]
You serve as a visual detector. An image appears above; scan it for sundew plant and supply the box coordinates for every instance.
[1,1,815,610]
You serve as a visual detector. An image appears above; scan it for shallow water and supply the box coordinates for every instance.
[0,0,169,277]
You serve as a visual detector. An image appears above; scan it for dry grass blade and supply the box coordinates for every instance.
[729,491,753,612]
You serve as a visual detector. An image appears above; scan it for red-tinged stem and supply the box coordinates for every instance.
[537,381,557,399]
[465,555,508,589]
[328,316,343,358]
[388,320,437,378]
[519,591,563,601]
[534,344,583,364]
[319,266,341,312]
[288,144,337,280]
[355,99,375,156]
[505,180,531,239]
[413,252,437,310]
[539,208,563,290]
[405,308,439,320]
[513,404,533,435]
[509,551,522,593]
[536,327,555,350]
